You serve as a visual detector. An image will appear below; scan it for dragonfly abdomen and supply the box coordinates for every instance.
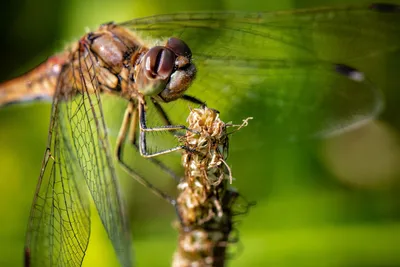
[0,54,68,107]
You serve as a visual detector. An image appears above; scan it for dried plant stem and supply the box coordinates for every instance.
[172,107,249,267]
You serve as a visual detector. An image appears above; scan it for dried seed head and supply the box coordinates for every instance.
[174,107,251,267]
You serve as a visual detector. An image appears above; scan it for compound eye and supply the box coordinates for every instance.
[144,46,175,80]
[166,37,192,58]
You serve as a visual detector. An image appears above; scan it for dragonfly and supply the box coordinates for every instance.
[0,2,399,267]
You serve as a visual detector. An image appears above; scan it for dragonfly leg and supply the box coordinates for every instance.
[116,102,179,181]
[150,95,206,139]
[150,95,205,138]
[138,101,197,158]
[115,102,135,160]
[150,98,184,137]
[122,102,187,222]
[118,159,177,206]
[181,94,206,106]
[115,102,179,204]
[128,104,181,182]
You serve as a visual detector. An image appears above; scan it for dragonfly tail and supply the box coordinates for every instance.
[0,54,68,107]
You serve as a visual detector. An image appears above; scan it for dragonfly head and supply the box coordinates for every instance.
[137,38,196,102]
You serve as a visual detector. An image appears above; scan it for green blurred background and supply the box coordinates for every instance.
[0,0,400,266]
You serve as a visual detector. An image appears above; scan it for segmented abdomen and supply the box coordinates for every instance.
[0,53,69,107]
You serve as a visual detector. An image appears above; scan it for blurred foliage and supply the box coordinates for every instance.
[0,0,399,267]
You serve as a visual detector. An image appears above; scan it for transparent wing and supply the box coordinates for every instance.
[24,94,90,266]
[66,44,133,266]
[121,4,399,61]
[120,3,399,138]
[25,44,133,266]
[159,58,382,138]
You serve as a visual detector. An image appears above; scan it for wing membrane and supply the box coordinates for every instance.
[25,96,90,267]
[121,4,400,61]
[159,58,382,138]
[67,43,133,267]
[120,4,399,137]
[25,40,133,267]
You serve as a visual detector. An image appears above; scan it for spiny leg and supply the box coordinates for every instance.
[141,95,217,159]
[150,98,191,140]
[118,159,177,205]
[127,102,138,148]
[150,98,181,136]
[115,102,178,204]
[115,102,134,160]
[181,94,206,106]
[149,94,207,139]
[116,101,179,180]
[138,101,197,158]
[182,94,222,117]
[127,102,181,182]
